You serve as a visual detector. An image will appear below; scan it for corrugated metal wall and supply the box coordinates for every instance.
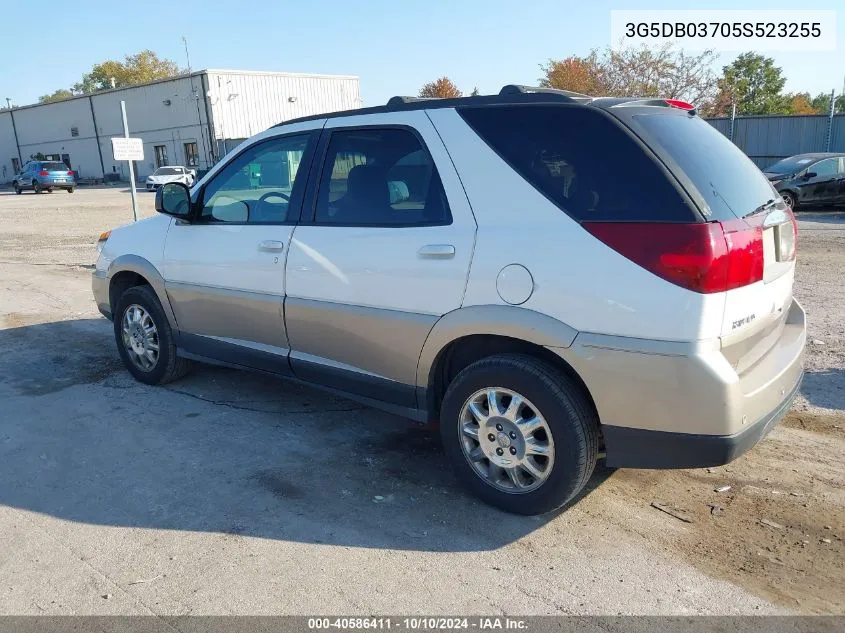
[707,114,845,170]
[206,71,360,141]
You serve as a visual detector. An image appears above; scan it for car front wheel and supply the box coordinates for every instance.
[440,354,599,515]
[113,285,191,385]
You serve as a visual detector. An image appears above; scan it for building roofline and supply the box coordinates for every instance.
[1,68,358,114]
[203,68,359,80]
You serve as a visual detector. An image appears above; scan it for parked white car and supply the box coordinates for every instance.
[93,85,806,515]
[145,166,195,191]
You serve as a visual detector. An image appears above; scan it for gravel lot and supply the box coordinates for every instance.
[0,186,842,615]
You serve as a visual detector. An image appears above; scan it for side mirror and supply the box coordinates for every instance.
[803,171,817,180]
[155,182,191,219]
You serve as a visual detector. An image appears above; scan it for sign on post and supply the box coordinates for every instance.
[110,137,144,161]
[115,101,140,222]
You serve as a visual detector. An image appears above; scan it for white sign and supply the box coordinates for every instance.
[111,137,144,161]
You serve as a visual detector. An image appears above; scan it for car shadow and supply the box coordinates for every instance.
[800,368,845,411]
[0,317,615,552]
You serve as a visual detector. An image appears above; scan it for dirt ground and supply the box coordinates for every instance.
[0,186,842,615]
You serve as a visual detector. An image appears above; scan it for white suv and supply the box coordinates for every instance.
[93,86,806,515]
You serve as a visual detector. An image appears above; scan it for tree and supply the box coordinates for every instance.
[540,44,717,106]
[73,50,184,94]
[470,87,480,96]
[39,89,75,104]
[419,77,462,99]
[810,92,845,114]
[787,93,817,115]
[708,53,789,116]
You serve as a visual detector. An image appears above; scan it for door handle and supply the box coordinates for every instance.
[418,244,455,259]
[258,240,285,252]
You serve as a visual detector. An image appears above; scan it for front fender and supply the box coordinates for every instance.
[107,254,179,331]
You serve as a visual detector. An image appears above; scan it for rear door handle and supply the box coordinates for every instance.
[418,244,455,259]
[258,240,285,252]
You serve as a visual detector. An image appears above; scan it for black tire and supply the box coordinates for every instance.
[113,284,191,385]
[13,182,21,195]
[440,354,599,515]
[67,187,75,194]
[781,191,796,210]
[33,181,42,194]
[47,187,53,193]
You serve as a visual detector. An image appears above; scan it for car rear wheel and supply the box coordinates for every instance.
[114,285,191,385]
[440,353,599,515]
[781,191,796,210]
[67,187,75,194]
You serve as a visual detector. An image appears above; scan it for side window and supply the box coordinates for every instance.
[811,159,837,178]
[314,128,450,226]
[459,105,697,222]
[201,133,310,224]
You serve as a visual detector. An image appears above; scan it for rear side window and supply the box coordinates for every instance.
[633,114,776,220]
[458,105,696,222]
[314,128,450,226]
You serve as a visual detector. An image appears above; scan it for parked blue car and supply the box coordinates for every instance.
[12,161,77,194]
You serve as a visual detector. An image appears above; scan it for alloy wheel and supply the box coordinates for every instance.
[458,387,555,493]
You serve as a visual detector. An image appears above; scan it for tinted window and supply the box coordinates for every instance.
[315,128,450,226]
[201,134,309,223]
[766,156,817,175]
[811,158,837,178]
[634,113,776,220]
[42,162,67,172]
[155,167,181,176]
[459,105,696,222]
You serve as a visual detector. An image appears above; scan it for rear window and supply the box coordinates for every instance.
[42,162,68,172]
[633,114,776,220]
[765,156,817,175]
[458,104,697,222]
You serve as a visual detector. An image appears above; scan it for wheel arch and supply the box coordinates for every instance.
[107,255,178,331]
[416,305,596,422]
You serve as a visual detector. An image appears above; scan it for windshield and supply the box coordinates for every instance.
[42,162,69,172]
[765,156,817,175]
[633,113,776,220]
[154,167,181,176]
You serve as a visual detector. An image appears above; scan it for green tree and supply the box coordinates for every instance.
[709,53,790,116]
[810,92,845,114]
[38,89,75,104]
[73,50,184,94]
[419,77,462,99]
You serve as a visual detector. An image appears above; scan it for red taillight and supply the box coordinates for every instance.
[39,170,49,176]
[66,170,74,176]
[583,221,763,293]
[665,99,695,110]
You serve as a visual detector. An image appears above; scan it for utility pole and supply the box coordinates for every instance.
[826,89,835,152]
[6,97,22,168]
[183,36,208,170]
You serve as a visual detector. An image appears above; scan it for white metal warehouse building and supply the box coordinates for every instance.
[0,69,360,182]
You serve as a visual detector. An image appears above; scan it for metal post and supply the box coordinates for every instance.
[121,101,139,222]
[729,101,736,143]
[826,90,835,152]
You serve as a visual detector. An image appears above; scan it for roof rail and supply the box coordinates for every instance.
[386,96,442,107]
[499,84,591,99]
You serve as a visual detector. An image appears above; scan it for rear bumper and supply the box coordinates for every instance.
[601,374,801,468]
[92,269,112,320]
[548,298,806,469]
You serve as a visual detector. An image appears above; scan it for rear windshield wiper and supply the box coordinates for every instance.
[748,198,779,217]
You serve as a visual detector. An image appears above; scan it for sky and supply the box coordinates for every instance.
[1,0,843,108]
